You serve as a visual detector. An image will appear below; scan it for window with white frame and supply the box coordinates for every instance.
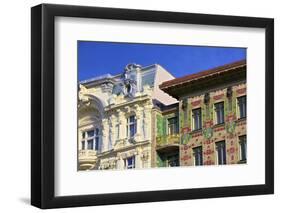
[214,102,224,124]
[193,146,203,166]
[237,95,246,119]
[81,128,100,151]
[216,141,226,165]
[192,108,202,130]
[124,156,135,169]
[127,115,137,138]
[239,135,247,162]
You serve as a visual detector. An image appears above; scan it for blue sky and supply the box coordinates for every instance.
[78,41,246,81]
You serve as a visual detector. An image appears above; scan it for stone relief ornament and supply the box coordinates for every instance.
[111,63,141,98]
[78,84,89,102]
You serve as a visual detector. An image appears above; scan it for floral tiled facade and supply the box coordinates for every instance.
[160,60,247,167]
[179,84,247,166]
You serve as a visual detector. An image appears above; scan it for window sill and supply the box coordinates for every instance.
[191,128,202,134]
[213,122,225,128]
[237,117,246,121]
[238,159,247,164]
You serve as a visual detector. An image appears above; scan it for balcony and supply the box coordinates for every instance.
[156,134,180,147]
[78,150,98,170]
[156,134,180,154]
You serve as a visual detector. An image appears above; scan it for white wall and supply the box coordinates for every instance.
[0,0,279,212]
[153,65,178,105]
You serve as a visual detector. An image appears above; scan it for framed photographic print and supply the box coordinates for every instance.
[31,3,274,209]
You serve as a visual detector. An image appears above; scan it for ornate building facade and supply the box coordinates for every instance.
[159,60,247,166]
[78,64,177,170]
[78,60,246,170]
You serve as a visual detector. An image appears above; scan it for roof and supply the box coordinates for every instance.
[79,74,113,84]
[159,60,246,90]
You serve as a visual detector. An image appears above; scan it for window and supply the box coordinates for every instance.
[167,117,178,135]
[214,102,224,124]
[216,141,226,165]
[125,156,135,169]
[193,146,203,166]
[87,139,94,150]
[81,129,100,151]
[237,96,246,118]
[192,108,202,130]
[167,153,179,167]
[239,135,247,162]
[127,115,137,138]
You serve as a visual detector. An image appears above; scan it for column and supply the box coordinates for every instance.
[144,105,153,141]
[108,114,116,150]
[135,105,143,141]
[101,119,109,152]
[135,152,142,169]
[78,129,82,150]
[117,110,126,140]
[117,155,125,170]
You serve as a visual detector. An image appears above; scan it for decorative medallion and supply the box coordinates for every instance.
[236,87,246,95]
[225,113,236,134]
[203,120,213,139]
[213,93,224,101]
[191,100,201,107]
[181,127,191,144]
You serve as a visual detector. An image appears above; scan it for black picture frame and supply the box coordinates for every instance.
[31,3,274,209]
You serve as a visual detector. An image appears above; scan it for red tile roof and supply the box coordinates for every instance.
[160,60,246,90]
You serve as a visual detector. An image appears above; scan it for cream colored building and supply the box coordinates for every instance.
[78,63,177,170]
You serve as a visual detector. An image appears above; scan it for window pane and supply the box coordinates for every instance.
[238,96,246,118]
[192,108,202,130]
[216,141,226,165]
[215,102,224,124]
[127,156,135,169]
[127,115,137,138]
[193,146,203,166]
[198,111,202,129]
[87,130,95,137]
[95,128,99,135]
[129,115,135,123]
[239,135,247,161]
[168,117,178,135]
[87,139,94,150]
[130,124,135,137]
